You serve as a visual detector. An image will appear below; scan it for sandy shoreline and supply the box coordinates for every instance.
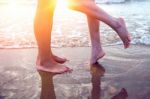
[0,45,150,99]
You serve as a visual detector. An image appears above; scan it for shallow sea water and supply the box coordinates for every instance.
[0,0,150,48]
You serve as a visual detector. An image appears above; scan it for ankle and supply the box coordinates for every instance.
[92,46,103,51]
[37,54,54,65]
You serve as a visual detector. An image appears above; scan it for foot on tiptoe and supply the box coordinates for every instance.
[91,48,105,64]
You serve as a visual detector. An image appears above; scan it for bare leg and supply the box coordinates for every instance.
[68,0,131,48]
[86,0,105,64]
[87,15,105,64]
[34,0,71,73]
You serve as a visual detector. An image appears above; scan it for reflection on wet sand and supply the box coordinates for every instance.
[38,63,106,99]
[90,62,105,99]
[38,71,56,99]
[38,62,128,99]
[90,62,128,99]
[111,88,128,99]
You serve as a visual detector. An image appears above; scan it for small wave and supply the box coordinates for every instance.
[0,0,150,49]
[96,0,126,4]
[96,0,149,4]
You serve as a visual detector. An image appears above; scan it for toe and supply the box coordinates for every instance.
[65,67,73,72]
[124,41,130,49]
[59,67,73,74]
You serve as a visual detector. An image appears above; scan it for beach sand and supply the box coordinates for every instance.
[0,45,150,99]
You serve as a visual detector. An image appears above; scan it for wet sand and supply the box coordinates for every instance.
[0,45,150,99]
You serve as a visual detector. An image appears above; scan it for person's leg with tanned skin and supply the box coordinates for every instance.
[87,0,105,64]
[36,0,67,64]
[34,0,71,73]
[68,0,131,51]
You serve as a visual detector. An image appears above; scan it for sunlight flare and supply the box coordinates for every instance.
[5,1,25,17]
[57,0,68,10]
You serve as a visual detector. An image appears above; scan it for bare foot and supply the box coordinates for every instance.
[91,48,105,64]
[53,55,68,64]
[36,58,72,74]
[115,18,131,49]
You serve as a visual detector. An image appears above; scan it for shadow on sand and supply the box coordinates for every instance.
[38,62,128,99]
